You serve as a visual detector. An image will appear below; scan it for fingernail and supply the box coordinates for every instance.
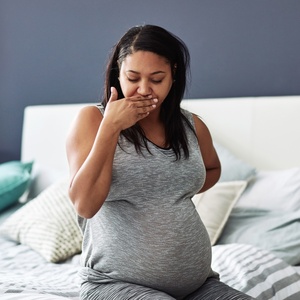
[152,104,156,108]
[153,98,158,103]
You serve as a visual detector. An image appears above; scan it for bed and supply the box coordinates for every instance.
[1,95,300,299]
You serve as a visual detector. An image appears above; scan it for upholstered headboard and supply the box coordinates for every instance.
[21,96,300,196]
[182,96,300,170]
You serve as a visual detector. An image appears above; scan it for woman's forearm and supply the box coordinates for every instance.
[198,165,221,193]
[68,118,120,218]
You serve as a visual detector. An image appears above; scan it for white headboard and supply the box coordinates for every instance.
[182,96,300,170]
[21,96,300,195]
[21,103,89,196]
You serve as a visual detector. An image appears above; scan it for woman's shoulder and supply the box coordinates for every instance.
[180,107,192,117]
[180,108,205,127]
[66,105,103,159]
[181,107,206,123]
[180,107,194,123]
[181,108,210,137]
[68,105,103,139]
[77,104,103,122]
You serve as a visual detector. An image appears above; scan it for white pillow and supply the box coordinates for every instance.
[0,179,82,262]
[236,167,300,211]
[27,163,66,200]
[192,181,247,245]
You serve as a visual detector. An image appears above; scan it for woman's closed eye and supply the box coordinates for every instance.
[127,77,163,84]
[127,77,139,83]
[151,79,163,84]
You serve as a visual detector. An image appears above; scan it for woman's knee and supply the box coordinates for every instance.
[184,278,255,300]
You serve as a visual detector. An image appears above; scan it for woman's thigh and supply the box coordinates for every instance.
[80,280,176,300]
[184,278,255,300]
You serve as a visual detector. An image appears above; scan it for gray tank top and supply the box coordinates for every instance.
[78,106,216,299]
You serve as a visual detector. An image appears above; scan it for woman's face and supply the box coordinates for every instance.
[119,51,173,107]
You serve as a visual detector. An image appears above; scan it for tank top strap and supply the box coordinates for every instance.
[96,103,104,115]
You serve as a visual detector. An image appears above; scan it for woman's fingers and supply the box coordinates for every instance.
[104,91,158,130]
[127,96,158,111]
[129,95,157,106]
[122,97,157,123]
[108,87,119,102]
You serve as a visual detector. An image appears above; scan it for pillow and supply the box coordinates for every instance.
[212,243,300,299]
[192,180,247,245]
[27,162,67,200]
[236,167,300,211]
[0,161,33,212]
[0,179,82,263]
[218,207,300,265]
[214,142,256,182]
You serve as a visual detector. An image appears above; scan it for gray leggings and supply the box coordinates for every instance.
[80,277,255,300]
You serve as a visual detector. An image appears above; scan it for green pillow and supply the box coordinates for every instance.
[0,161,33,211]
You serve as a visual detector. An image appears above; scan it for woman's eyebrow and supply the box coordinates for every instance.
[126,70,166,75]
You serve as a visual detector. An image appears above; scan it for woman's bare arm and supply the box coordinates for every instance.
[66,105,120,218]
[66,87,158,218]
[193,114,221,193]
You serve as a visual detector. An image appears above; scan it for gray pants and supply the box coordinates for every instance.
[80,277,255,300]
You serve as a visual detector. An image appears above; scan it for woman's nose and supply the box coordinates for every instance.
[137,80,152,96]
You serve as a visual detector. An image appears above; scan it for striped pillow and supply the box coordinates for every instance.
[212,243,300,299]
[0,179,82,262]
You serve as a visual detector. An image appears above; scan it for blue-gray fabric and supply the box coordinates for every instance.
[218,207,300,265]
[77,107,253,300]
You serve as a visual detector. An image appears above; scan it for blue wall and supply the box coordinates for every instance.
[1,0,300,162]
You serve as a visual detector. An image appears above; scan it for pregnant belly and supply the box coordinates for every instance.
[95,206,213,298]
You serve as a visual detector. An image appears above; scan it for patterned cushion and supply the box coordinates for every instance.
[0,179,82,262]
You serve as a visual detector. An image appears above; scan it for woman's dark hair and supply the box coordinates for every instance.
[102,24,195,160]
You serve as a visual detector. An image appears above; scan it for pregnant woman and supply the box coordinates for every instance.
[66,24,254,300]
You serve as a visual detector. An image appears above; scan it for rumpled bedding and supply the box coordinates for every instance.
[1,235,300,300]
[0,237,80,299]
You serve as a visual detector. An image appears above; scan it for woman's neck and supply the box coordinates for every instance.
[138,111,167,148]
